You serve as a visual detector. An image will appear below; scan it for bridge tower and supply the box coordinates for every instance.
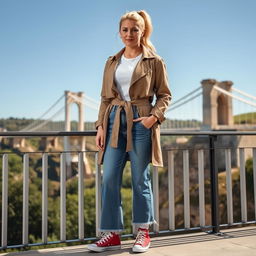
[64,90,92,177]
[201,79,233,130]
[65,90,85,133]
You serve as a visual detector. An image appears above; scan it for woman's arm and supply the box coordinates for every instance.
[149,58,172,124]
[95,96,111,130]
[94,60,111,130]
[95,59,112,151]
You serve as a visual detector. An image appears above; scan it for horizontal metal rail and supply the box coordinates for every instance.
[1,130,256,137]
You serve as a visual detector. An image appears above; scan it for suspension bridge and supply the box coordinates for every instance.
[18,79,256,132]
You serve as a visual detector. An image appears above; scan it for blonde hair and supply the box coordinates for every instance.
[119,10,156,52]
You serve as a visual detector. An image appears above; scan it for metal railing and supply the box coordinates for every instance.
[0,130,256,250]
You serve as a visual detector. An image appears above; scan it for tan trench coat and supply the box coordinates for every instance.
[95,45,172,167]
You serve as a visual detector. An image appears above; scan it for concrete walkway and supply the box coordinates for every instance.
[2,226,256,256]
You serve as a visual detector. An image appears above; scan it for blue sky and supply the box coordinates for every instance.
[0,0,256,122]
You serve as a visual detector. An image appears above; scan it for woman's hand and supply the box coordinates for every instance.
[133,115,158,129]
[95,126,104,151]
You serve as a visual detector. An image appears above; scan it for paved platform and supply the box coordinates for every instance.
[2,226,256,256]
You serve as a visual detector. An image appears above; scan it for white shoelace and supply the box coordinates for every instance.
[97,232,113,245]
[135,230,146,245]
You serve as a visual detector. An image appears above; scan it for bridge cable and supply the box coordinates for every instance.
[20,94,65,131]
[167,92,202,112]
[27,106,65,132]
[213,86,256,108]
[168,86,201,108]
[232,87,256,101]
[68,94,99,110]
[84,95,100,105]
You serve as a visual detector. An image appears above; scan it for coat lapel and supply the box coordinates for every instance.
[110,61,120,96]
[130,45,155,87]
[109,45,156,97]
[130,58,149,87]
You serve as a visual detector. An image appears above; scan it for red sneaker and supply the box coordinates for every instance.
[87,232,121,252]
[132,228,151,252]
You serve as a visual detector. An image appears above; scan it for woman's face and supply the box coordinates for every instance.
[119,19,144,48]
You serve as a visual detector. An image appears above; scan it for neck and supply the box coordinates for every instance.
[123,46,142,58]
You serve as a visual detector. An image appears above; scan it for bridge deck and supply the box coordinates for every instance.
[3,226,256,256]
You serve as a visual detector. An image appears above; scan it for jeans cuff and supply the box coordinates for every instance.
[132,220,157,233]
[99,228,124,234]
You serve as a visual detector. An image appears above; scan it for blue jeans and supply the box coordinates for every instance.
[100,105,154,231]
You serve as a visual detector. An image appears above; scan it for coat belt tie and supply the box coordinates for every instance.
[110,98,151,152]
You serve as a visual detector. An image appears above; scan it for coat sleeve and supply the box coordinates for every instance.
[150,58,172,124]
[95,59,112,130]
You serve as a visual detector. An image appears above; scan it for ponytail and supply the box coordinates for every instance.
[137,10,156,52]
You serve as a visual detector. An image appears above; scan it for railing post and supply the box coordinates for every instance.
[239,148,247,223]
[42,153,48,244]
[23,153,29,245]
[78,152,85,240]
[225,149,233,225]
[152,166,159,233]
[60,153,66,242]
[168,151,175,230]
[253,148,256,219]
[198,149,205,227]
[209,135,220,234]
[95,153,102,237]
[1,154,8,248]
[183,150,190,229]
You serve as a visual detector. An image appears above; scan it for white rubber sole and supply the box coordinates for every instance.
[87,244,121,252]
[132,242,150,253]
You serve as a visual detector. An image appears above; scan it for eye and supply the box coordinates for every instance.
[122,28,128,32]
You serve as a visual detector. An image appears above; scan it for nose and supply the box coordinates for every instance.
[128,29,133,36]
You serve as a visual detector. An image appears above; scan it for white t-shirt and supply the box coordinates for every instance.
[114,53,142,101]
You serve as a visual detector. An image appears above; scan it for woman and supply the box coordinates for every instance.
[88,10,171,253]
